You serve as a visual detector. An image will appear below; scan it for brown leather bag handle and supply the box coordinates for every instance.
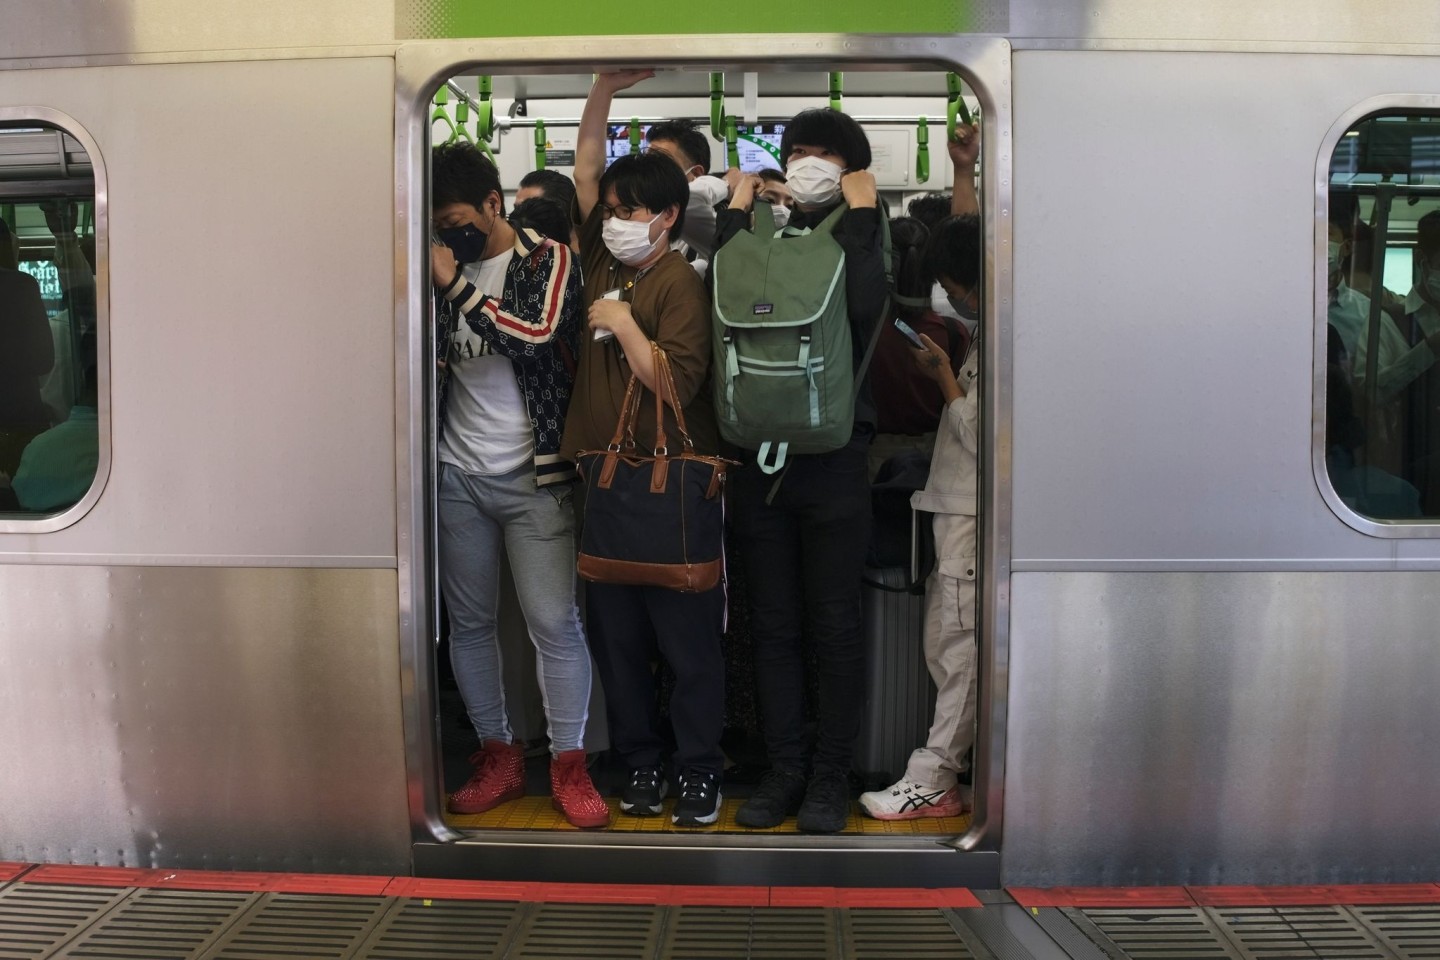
[653,346,696,451]
[650,342,669,456]
[607,373,641,452]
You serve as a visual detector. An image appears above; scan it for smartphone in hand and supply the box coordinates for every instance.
[893,318,926,350]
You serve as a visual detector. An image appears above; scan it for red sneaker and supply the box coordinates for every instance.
[550,750,611,828]
[447,739,525,815]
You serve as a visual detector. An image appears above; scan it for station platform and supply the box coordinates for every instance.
[5,863,1440,959]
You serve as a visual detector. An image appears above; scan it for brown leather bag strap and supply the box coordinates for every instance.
[609,371,642,451]
[654,347,695,450]
[622,371,644,450]
[650,341,669,455]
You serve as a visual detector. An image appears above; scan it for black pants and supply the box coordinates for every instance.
[731,446,871,776]
[587,581,726,776]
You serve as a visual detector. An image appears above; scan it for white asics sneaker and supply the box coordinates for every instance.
[859,778,968,820]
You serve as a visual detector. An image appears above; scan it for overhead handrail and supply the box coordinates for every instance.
[475,76,495,142]
[947,73,974,141]
[431,86,459,144]
[710,73,726,142]
[533,118,547,171]
[916,117,930,184]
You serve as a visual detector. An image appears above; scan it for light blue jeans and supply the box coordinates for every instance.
[438,461,590,753]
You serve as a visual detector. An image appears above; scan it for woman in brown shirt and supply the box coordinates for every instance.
[564,70,726,829]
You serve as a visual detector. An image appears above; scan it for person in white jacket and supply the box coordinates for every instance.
[860,213,982,820]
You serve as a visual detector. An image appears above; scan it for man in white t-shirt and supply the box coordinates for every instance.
[429,143,608,829]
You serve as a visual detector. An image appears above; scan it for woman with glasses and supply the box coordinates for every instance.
[559,70,727,828]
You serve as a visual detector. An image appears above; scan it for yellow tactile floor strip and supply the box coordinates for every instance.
[445,795,971,835]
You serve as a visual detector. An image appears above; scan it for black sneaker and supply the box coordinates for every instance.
[671,770,723,827]
[797,770,851,833]
[619,766,666,816]
[734,767,806,828]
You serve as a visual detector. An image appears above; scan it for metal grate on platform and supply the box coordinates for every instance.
[353,898,522,959]
[202,893,390,960]
[1080,904,1440,960]
[0,883,132,960]
[53,889,259,960]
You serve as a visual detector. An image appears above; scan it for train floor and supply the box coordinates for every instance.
[440,688,971,837]
[6,863,1440,959]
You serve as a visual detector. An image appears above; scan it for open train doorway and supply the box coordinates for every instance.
[399,40,1011,885]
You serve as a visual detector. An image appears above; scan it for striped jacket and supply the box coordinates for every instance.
[436,227,582,487]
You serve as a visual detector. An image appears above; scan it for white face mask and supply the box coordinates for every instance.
[602,214,667,267]
[786,155,844,208]
[759,201,791,230]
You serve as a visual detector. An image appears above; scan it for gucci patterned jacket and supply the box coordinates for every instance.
[436,227,582,487]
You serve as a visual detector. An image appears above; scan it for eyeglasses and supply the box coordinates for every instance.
[599,202,641,221]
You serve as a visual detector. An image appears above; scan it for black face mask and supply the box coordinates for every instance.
[437,222,488,264]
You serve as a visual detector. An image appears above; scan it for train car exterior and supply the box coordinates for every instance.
[2,0,1439,887]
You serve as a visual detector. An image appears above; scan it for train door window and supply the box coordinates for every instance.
[426,68,983,837]
[1323,111,1440,527]
[0,118,102,525]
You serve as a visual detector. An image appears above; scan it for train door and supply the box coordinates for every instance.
[395,36,1014,885]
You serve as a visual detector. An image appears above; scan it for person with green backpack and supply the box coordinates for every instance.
[712,108,889,833]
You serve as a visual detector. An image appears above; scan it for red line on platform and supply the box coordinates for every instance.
[1189,884,1440,907]
[0,863,34,884]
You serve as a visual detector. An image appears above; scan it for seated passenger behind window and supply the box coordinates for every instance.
[428,142,609,830]
[1400,210,1440,512]
[860,213,983,822]
[1326,199,1439,475]
[510,196,572,248]
[1327,331,1421,519]
[566,70,727,829]
[13,329,98,513]
[715,105,886,835]
[0,218,56,480]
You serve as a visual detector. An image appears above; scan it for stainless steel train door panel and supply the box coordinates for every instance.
[394,36,1016,865]
[1004,49,1440,885]
[0,58,410,873]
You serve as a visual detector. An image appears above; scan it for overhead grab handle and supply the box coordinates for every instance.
[725,115,739,170]
[710,72,727,142]
[534,118,547,171]
[431,85,459,144]
[946,72,974,142]
[629,116,642,152]
[453,97,473,144]
[829,72,843,113]
[916,117,930,184]
[475,76,495,142]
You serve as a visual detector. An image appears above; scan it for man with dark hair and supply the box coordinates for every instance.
[516,168,577,212]
[644,116,728,264]
[905,193,951,232]
[564,71,728,829]
[861,213,985,822]
[718,105,889,834]
[1401,210,1440,508]
[428,141,609,830]
[510,196,572,247]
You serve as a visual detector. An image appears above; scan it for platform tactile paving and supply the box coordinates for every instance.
[1350,905,1440,959]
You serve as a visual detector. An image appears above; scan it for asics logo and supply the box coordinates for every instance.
[899,790,948,812]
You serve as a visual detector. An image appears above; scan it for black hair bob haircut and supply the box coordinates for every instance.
[888,216,933,322]
[432,141,504,214]
[645,118,712,173]
[598,152,688,240]
[510,197,572,246]
[518,168,578,212]
[780,108,872,171]
[924,214,981,292]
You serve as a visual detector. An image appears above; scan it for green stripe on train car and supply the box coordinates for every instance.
[397,0,983,38]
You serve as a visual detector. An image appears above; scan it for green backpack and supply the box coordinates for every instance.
[712,201,891,474]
